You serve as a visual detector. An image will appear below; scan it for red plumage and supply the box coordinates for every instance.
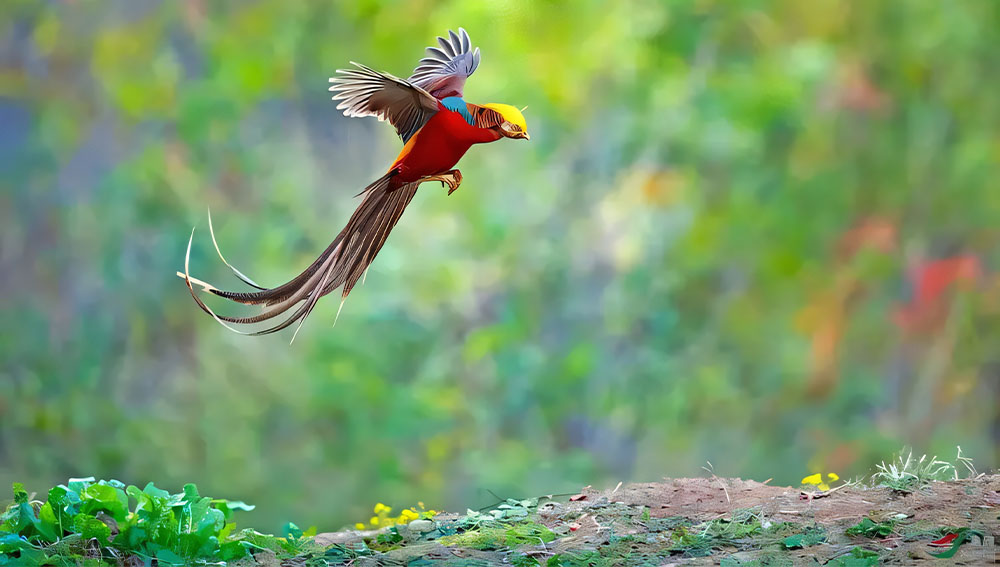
[389,108,501,187]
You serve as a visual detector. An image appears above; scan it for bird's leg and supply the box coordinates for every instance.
[423,169,463,195]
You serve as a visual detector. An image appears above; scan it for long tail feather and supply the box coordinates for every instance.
[207,207,266,290]
[179,172,420,337]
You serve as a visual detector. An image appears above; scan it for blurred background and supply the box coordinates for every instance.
[2,0,999,532]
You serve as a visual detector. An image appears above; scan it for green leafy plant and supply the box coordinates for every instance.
[704,509,766,540]
[512,553,542,567]
[0,478,269,566]
[438,496,545,542]
[781,526,825,549]
[828,547,880,567]
[666,508,778,557]
[438,520,556,550]
[366,526,404,552]
[845,518,896,539]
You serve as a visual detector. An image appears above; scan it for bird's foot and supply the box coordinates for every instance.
[447,170,462,195]
[425,169,463,195]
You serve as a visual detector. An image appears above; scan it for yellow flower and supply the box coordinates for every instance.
[802,472,839,491]
[802,473,822,485]
[353,501,437,530]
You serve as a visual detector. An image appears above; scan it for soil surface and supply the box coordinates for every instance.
[298,476,1000,566]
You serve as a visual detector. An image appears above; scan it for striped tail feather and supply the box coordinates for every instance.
[179,172,419,340]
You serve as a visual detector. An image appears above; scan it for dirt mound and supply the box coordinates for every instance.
[309,475,1000,566]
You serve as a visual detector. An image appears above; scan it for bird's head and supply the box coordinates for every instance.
[482,103,530,140]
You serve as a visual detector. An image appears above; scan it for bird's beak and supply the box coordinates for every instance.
[502,127,530,140]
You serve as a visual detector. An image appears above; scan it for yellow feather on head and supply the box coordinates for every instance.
[482,103,528,132]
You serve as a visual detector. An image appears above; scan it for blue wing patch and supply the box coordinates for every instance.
[440,96,474,126]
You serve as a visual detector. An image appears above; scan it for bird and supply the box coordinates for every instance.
[179,28,530,340]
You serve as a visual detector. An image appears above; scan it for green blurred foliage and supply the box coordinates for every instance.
[2,0,999,532]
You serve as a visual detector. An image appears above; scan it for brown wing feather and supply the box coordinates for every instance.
[328,63,440,142]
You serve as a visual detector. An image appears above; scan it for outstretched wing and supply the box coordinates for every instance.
[408,28,481,99]
[328,63,441,142]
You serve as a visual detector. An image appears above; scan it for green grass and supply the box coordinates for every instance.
[871,446,976,493]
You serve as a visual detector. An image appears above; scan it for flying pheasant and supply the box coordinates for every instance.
[179,28,530,339]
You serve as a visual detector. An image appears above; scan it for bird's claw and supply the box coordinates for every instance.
[446,170,463,195]
[426,170,463,195]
